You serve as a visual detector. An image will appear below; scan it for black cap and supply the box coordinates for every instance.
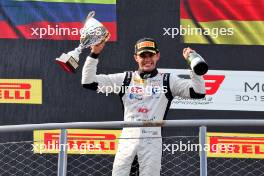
[134,38,159,55]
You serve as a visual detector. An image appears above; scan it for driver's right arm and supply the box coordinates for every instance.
[81,55,126,95]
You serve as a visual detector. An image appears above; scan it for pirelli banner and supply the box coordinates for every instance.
[159,69,264,112]
[207,133,264,159]
[0,79,42,104]
[33,129,122,155]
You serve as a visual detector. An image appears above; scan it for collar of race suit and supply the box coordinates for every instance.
[138,68,158,79]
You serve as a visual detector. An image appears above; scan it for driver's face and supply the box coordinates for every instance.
[134,52,160,72]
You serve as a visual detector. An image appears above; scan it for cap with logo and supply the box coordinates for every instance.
[134,38,159,55]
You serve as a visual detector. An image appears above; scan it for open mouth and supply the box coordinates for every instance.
[143,62,153,67]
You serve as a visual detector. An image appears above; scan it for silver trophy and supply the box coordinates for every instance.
[55,11,110,73]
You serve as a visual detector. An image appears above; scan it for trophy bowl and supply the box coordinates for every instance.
[80,11,110,48]
[55,11,110,73]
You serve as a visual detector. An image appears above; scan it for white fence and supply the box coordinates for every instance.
[0,119,264,176]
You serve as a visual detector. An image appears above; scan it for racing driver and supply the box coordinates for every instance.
[81,38,206,176]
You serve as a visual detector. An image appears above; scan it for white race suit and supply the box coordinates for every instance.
[81,56,206,176]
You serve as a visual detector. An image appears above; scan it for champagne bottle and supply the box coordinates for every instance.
[187,51,208,75]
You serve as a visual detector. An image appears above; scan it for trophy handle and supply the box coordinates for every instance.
[87,11,95,20]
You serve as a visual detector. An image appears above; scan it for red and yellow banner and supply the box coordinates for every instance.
[33,129,122,155]
[180,0,264,45]
[0,79,42,104]
[207,133,264,159]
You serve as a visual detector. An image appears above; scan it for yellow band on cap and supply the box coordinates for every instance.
[137,41,155,49]
[137,49,157,55]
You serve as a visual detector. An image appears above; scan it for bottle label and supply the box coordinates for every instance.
[190,57,202,70]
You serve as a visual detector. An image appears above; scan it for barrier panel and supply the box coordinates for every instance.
[0,119,264,176]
